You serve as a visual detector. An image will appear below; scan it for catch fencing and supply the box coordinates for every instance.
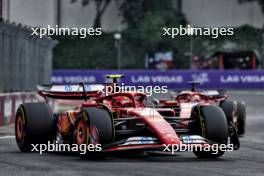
[0,21,57,92]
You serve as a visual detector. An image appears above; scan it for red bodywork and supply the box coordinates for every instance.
[95,92,181,150]
[37,85,217,152]
[159,91,227,118]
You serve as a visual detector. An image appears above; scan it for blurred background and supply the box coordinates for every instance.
[1,1,264,172]
[0,0,264,92]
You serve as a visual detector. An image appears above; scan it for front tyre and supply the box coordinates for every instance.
[237,102,246,135]
[193,105,229,159]
[74,107,113,159]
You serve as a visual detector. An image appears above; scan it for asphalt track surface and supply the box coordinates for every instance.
[0,91,264,176]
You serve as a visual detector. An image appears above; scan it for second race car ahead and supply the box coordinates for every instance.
[156,82,246,136]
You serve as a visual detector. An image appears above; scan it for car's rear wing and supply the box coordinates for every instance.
[203,89,227,97]
[170,89,227,99]
[37,84,106,100]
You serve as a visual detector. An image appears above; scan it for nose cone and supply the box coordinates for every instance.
[131,108,181,145]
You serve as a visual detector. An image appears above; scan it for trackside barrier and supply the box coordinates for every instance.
[0,22,57,92]
[52,70,264,89]
[0,93,41,126]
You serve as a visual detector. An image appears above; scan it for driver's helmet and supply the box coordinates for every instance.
[113,96,132,107]
[191,95,201,102]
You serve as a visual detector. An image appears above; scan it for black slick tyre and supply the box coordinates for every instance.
[15,102,55,152]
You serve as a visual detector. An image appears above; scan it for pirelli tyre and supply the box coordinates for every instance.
[237,101,246,135]
[193,105,229,159]
[74,107,114,159]
[220,100,236,123]
[15,102,55,152]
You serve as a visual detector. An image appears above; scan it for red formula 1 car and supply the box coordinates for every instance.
[15,76,239,159]
[156,82,246,136]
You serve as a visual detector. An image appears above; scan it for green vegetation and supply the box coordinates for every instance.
[53,34,116,69]
[53,1,264,69]
[53,25,263,69]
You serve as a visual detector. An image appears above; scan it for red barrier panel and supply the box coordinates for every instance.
[3,96,12,125]
[0,93,40,127]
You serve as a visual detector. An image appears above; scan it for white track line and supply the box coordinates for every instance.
[0,135,15,139]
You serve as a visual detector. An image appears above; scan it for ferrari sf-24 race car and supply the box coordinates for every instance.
[156,82,246,136]
[15,75,240,159]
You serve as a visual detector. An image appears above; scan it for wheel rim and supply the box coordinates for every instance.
[89,126,100,145]
[16,114,25,144]
[76,120,88,145]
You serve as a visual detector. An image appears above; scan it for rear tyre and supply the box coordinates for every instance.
[237,102,246,135]
[15,103,55,152]
[193,105,229,159]
[74,107,113,159]
[220,100,236,123]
